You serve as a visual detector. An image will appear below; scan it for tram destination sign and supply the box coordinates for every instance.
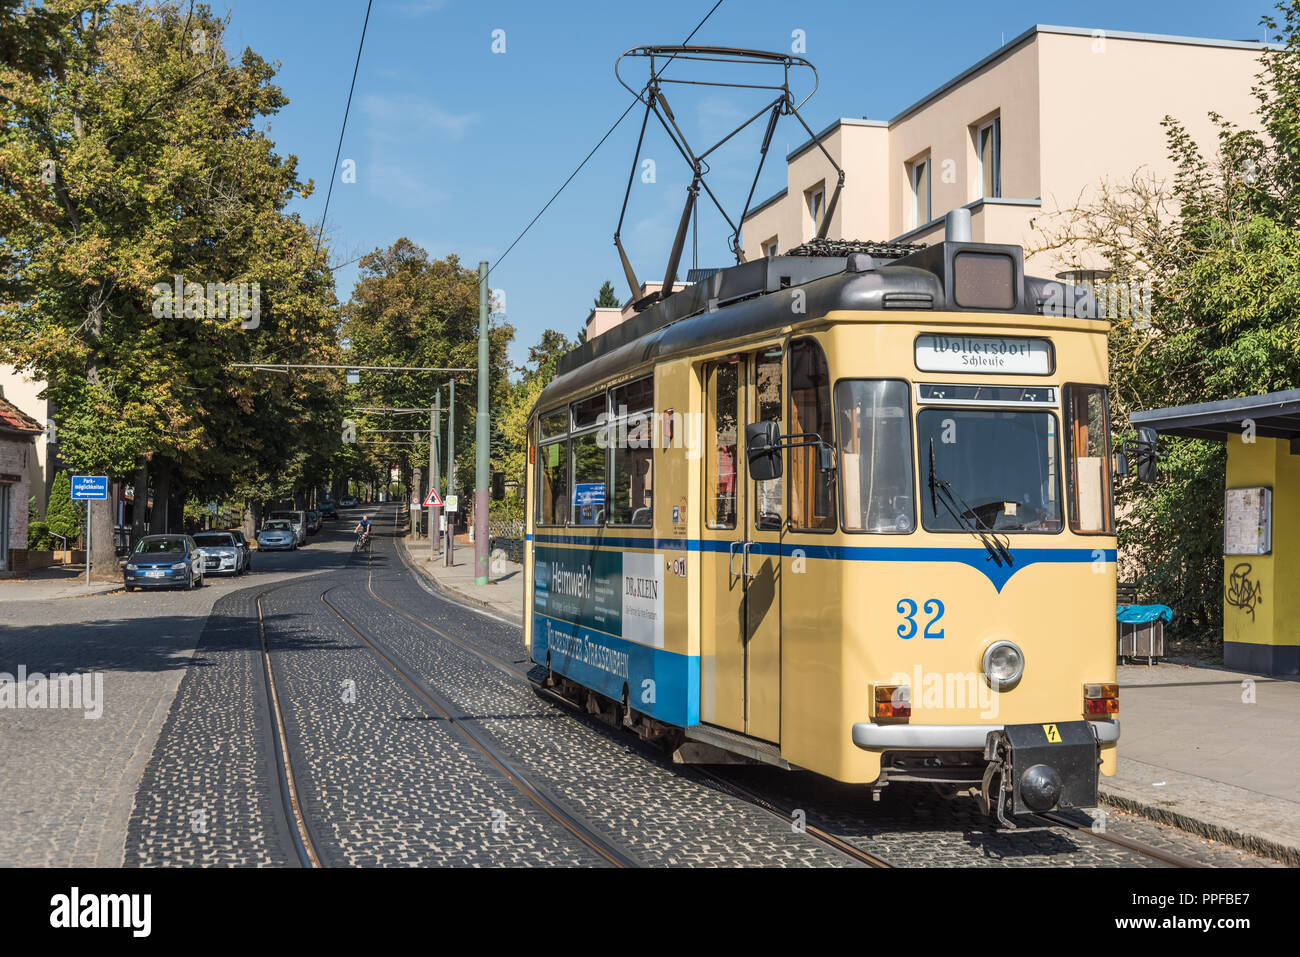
[915,334,1053,375]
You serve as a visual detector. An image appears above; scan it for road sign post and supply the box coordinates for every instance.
[71,476,109,586]
[445,494,458,568]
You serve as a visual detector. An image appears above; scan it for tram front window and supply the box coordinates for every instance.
[917,408,1062,533]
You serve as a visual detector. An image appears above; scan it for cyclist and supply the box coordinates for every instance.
[353,514,371,550]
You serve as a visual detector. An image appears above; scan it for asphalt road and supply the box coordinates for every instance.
[0,504,1281,867]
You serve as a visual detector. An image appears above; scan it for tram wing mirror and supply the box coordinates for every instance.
[1136,427,1159,483]
[745,420,783,482]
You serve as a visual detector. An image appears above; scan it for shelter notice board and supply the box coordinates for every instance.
[1225,487,1272,555]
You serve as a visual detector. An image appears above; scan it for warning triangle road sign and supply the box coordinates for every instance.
[423,488,444,507]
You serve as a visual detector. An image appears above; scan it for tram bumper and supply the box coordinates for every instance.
[978,721,1102,823]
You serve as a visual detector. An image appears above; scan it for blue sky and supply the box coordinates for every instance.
[210,0,1271,368]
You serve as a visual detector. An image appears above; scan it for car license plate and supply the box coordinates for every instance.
[145,570,166,579]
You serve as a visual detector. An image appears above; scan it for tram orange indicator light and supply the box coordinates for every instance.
[1083,683,1119,715]
[874,684,911,719]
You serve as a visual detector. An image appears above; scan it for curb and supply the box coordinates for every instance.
[395,537,524,626]
[1098,784,1300,866]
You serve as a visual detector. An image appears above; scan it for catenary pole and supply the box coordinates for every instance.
[475,261,491,585]
[446,377,455,568]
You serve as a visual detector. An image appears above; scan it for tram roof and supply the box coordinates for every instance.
[1130,389,1300,444]
[539,239,1099,410]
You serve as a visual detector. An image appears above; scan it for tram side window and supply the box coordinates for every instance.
[1065,384,1114,534]
[788,339,836,531]
[835,380,914,533]
[754,349,784,530]
[707,361,739,529]
[537,439,570,525]
[571,431,606,526]
[609,375,654,526]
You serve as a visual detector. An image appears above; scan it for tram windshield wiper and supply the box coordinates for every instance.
[928,439,1014,567]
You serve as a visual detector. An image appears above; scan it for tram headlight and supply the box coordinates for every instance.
[982,641,1024,689]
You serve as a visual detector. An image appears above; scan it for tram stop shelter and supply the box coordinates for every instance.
[1130,388,1300,675]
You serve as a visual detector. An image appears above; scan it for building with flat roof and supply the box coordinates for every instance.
[741,25,1266,277]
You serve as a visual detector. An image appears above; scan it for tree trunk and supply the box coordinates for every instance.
[153,462,172,534]
[242,500,259,540]
[88,489,117,582]
[131,461,148,544]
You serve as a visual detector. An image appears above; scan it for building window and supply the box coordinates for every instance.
[762,237,779,258]
[806,185,826,238]
[910,157,931,228]
[978,117,1001,199]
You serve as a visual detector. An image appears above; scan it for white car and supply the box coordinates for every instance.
[257,520,297,551]
[193,531,250,575]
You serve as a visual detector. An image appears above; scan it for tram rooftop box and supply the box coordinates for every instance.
[558,238,1100,377]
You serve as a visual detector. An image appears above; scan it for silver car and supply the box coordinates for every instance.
[257,520,297,551]
[267,510,307,545]
[193,531,249,575]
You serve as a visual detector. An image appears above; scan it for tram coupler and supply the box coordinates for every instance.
[978,722,1101,826]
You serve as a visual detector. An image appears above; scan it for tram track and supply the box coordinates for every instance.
[240,510,637,867]
[255,589,324,868]
[377,510,1228,869]
[315,580,638,868]
[1033,811,1203,868]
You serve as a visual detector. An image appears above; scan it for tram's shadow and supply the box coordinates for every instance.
[699,766,1085,863]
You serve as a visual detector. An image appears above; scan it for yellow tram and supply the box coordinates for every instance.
[524,213,1119,822]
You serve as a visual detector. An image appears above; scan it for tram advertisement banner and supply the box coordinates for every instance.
[534,544,695,724]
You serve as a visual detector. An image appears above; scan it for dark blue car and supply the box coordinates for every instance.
[123,534,206,591]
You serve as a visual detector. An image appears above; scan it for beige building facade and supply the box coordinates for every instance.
[0,365,55,519]
[741,25,1265,276]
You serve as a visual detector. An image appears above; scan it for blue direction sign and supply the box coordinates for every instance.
[70,475,109,500]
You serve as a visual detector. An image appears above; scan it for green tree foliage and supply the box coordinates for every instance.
[340,240,514,496]
[43,471,83,544]
[594,280,620,308]
[1036,1,1300,640]
[0,1,346,525]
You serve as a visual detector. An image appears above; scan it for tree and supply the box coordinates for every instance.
[0,1,345,574]
[340,239,514,499]
[1030,0,1300,643]
[594,280,620,308]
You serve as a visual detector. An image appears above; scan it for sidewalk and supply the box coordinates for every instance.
[0,564,120,601]
[397,534,523,623]
[1101,661,1300,864]
[395,537,1299,863]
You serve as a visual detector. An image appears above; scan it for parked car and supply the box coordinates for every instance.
[306,509,322,534]
[124,535,205,591]
[229,529,252,568]
[267,510,307,545]
[319,503,338,520]
[339,496,357,508]
[257,520,296,551]
[192,531,249,576]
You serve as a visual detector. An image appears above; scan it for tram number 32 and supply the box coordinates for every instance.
[896,598,946,639]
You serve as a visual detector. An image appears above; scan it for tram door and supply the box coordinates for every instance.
[700,347,783,743]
